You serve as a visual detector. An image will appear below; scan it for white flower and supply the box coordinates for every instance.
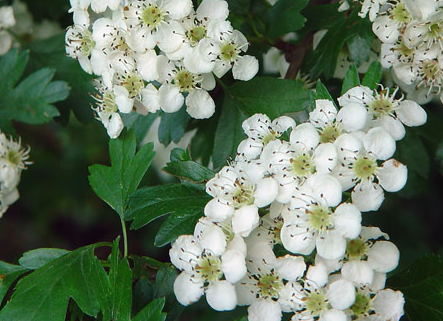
[0,6,16,29]
[65,25,98,74]
[359,0,388,22]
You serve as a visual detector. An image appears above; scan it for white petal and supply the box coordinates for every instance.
[106,113,124,139]
[363,127,396,160]
[201,73,216,91]
[276,255,306,281]
[213,60,231,78]
[367,241,400,273]
[309,99,337,125]
[306,263,329,288]
[372,16,400,43]
[232,55,259,81]
[327,279,356,310]
[341,260,374,285]
[227,235,247,256]
[373,116,405,141]
[338,86,373,106]
[141,83,161,113]
[337,103,368,132]
[232,205,260,237]
[158,84,184,113]
[137,51,158,81]
[332,203,362,239]
[304,174,343,207]
[169,235,202,271]
[237,138,262,160]
[377,159,407,192]
[370,272,387,292]
[114,86,134,113]
[371,289,404,321]
[204,198,235,221]
[276,180,298,204]
[194,224,227,256]
[173,272,204,306]
[196,0,229,21]
[206,280,237,311]
[281,224,316,255]
[314,142,337,173]
[254,177,278,207]
[221,250,247,283]
[316,232,347,260]
[162,0,193,20]
[156,21,186,54]
[248,300,281,321]
[397,100,427,127]
[290,123,320,150]
[186,90,215,119]
[352,181,385,212]
[321,309,347,321]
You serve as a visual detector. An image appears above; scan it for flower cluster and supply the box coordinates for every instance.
[0,132,30,217]
[169,84,427,320]
[357,0,443,104]
[0,5,16,55]
[66,0,259,139]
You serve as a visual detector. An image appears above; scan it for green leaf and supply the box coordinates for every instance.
[18,248,70,270]
[0,244,109,321]
[229,77,311,119]
[362,61,383,90]
[125,184,210,231]
[0,49,70,132]
[304,17,347,79]
[267,0,308,38]
[397,130,430,179]
[122,112,159,145]
[212,94,247,170]
[88,130,155,217]
[388,254,443,321]
[158,109,190,146]
[341,65,360,95]
[346,17,374,67]
[0,262,28,304]
[314,80,335,102]
[163,148,215,183]
[132,298,166,321]
[27,34,95,124]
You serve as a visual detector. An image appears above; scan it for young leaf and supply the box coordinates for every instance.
[0,49,70,132]
[0,262,28,304]
[362,61,383,89]
[88,130,155,217]
[132,298,166,321]
[229,77,311,119]
[314,80,335,102]
[341,65,360,95]
[18,248,70,270]
[163,148,215,183]
[125,184,210,231]
[212,94,247,170]
[0,244,109,321]
[267,0,308,38]
[388,254,443,321]
[158,109,190,146]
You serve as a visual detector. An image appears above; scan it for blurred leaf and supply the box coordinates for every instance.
[27,35,94,124]
[133,298,166,321]
[229,77,311,119]
[126,184,210,231]
[362,61,383,90]
[302,4,342,30]
[341,65,360,95]
[304,17,347,78]
[267,0,308,38]
[346,17,374,67]
[0,49,69,132]
[0,262,28,304]
[18,248,69,270]
[314,80,335,102]
[121,112,159,145]
[227,0,251,15]
[388,254,443,321]
[154,266,177,301]
[163,148,215,183]
[437,140,443,174]
[397,130,430,179]
[158,109,190,146]
[88,130,155,217]
[212,94,247,170]
[0,244,109,321]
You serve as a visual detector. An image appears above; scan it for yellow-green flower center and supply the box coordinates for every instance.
[81,30,95,56]
[350,293,371,316]
[141,5,164,29]
[290,153,315,177]
[187,26,207,46]
[256,273,283,299]
[102,92,118,113]
[346,239,368,259]
[392,3,411,23]
[175,70,196,92]
[221,43,238,61]
[320,124,342,143]
[263,132,277,145]
[195,255,223,283]
[370,96,393,117]
[5,150,22,166]
[428,21,443,40]
[353,157,377,181]
[305,291,327,315]
[232,181,255,208]
[121,73,144,99]
[307,205,332,233]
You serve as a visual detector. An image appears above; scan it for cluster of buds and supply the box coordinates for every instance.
[356,0,443,104]
[66,0,258,139]
[169,84,426,321]
[0,132,30,217]
[0,5,16,55]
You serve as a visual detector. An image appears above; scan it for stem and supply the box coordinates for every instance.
[120,217,128,258]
